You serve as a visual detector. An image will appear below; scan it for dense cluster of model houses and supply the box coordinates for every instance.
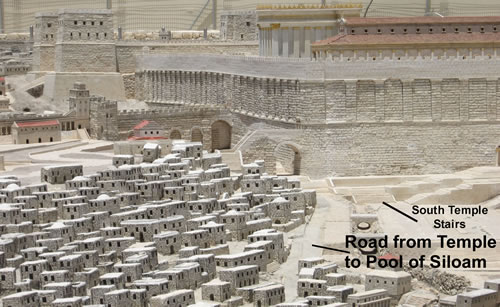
[0,140,322,307]
[2,139,499,307]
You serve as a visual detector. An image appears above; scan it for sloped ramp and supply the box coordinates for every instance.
[21,75,46,97]
[77,129,90,140]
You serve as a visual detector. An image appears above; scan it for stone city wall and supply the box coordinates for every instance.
[33,44,56,71]
[122,73,135,99]
[117,106,232,151]
[55,43,117,72]
[116,42,258,73]
[138,53,500,80]
[236,120,500,177]
[132,54,500,177]
[115,104,500,177]
[31,40,258,74]
[118,30,220,41]
[118,104,500,178]
[137,70,500,124]
[0,39,33,52]
[319,46,500,62]
[220,11,257,41]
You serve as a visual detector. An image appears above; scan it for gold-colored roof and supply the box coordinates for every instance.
[256,3,362,10]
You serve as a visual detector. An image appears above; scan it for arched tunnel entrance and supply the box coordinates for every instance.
[211,120,231,151]
[170,129,182,140]
[191,128,203,143]
[274,143,301,175]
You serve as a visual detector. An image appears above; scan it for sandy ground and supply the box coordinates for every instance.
[0,140,114,185]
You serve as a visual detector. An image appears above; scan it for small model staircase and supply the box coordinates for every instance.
[77,129,90,140]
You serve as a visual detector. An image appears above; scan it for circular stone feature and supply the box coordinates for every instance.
[357,222,371,230]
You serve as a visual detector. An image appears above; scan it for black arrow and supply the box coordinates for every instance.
[382,201,418,223]
[312,244,350,254]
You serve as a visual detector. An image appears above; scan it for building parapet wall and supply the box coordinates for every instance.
[137,54,500,80]
[136,55,500,124]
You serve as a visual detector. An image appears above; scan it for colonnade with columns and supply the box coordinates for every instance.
[259,25,337,58]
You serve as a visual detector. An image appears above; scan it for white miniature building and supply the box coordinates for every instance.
[456,289,497,307]
[143,143,161,163]
[132,120,165,139]
[365,270,412,298]
[40,165,83,184]
[12,120,61,144]
[347,289,391,307]
[0,96,10,112]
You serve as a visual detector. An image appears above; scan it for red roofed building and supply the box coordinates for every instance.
[311,16,500,60]
[312,32,500,60]
[11,119,61,144]
[0,76,5,96]
[342,16,500,35]
[128,120,167,140]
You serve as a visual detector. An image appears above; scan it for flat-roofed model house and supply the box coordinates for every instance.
[130,120,166,140]
[12,120,61,144]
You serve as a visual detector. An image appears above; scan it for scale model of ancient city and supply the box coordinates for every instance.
[0,1,499,307]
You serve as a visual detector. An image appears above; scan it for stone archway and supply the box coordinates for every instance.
[170,129,182,140]
[211,120,231,151]
[274,142,302,175]
[191,127,203,143]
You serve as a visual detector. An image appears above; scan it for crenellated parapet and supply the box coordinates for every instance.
[135,54,500,125]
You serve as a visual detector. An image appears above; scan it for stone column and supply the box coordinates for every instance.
[259,28,264,56]
[315,27,325,42]
[262,28,267,56]
[272,24,280,57]
[303,27,311,58]
[263,28,270,56]
[267,28,273,56]
[325,26,334,38]
[282,27,289,57]
[293,27,301,58]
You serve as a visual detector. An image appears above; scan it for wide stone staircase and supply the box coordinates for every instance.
[219,130,258,174]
